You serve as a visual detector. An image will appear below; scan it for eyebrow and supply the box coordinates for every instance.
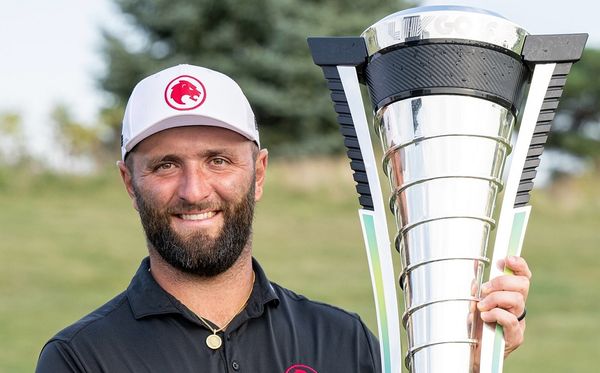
[144,154,182,168]
[200,148,236,159]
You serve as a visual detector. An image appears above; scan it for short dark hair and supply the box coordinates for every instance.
[124,150,135,174]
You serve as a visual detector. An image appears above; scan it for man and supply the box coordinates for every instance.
[36,64,531,372]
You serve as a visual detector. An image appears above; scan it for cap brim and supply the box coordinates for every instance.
[123,114,259,158]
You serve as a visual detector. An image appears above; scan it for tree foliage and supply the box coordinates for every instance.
[0,111,26,165]
[99,1,599,166]
[52,105,103,159]
[100,0,414,155]
[551,48,600,168]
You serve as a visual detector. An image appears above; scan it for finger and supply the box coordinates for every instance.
[477,290,525,316]
[503,256,532,279]
[480,275,530,300]
[480,308,525,355]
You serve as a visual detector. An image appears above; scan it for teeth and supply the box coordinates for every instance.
[180,211,217,221]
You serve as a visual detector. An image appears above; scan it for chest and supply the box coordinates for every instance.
[81,316,357,373]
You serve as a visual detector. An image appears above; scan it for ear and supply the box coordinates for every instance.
[254,148,269,202]
[117,160,139,211]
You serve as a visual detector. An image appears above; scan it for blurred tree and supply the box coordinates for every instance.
[52,105,103,159]
[551,48,600,170]
[0,111,27,165]
[99,0,414,155]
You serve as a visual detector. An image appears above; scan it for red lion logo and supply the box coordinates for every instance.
[169,79,201,105]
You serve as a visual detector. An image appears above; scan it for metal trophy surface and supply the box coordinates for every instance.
[308,6,586,373]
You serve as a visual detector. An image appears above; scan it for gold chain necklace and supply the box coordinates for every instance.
[196,271,255,350]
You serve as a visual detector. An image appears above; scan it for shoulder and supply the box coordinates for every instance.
[270,281,378,345]
[48,291,129,344]
[272,282,364,323]
[36,292,130,372]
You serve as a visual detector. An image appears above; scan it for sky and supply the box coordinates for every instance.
[0,0,123,168]
[0,0,598,169]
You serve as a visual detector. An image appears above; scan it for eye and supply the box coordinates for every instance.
[153,162,176,172]
[210,157,228,166]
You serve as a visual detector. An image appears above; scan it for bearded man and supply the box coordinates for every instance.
[36,64,531,372]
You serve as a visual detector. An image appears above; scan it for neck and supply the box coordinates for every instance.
[147,246,254,328]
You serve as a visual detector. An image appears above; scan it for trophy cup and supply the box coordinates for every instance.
[308,6,586,372]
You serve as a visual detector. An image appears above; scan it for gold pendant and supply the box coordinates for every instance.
[206,333,222,350]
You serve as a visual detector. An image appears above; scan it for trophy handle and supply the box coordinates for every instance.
[480,33,588,373]
[309,37,403,373]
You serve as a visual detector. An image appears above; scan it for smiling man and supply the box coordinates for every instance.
[36,64,531,372]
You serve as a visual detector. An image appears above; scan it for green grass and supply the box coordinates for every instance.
[1,160,599,372]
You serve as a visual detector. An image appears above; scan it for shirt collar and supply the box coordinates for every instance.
[127,257,279,320]
[246,257,280,318]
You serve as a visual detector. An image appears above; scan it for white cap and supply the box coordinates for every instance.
[121,64,259,159]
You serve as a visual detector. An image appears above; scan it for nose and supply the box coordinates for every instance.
[177,165,212,203]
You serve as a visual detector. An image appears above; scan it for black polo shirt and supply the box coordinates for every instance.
[36,257,381,372]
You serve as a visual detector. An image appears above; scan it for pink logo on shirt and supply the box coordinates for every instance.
[285,364,318,373]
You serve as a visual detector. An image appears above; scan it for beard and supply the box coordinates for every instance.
[133,179,255,277]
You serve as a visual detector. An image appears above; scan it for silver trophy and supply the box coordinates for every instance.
[308,6,586,373]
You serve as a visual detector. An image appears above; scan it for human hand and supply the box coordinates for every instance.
[478,256,532,357]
